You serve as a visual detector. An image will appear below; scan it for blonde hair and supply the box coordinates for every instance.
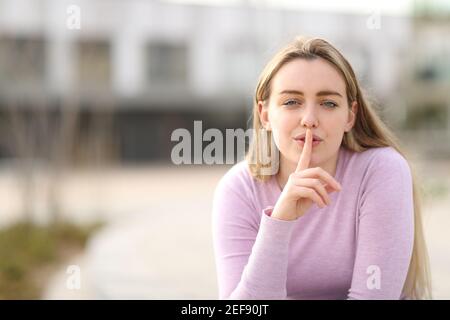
[246,36,432,299]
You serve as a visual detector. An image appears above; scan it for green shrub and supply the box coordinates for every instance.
[0,220,104,299]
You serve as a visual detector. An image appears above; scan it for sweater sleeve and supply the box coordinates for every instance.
[212,174,297,299]
[347,150,415,300]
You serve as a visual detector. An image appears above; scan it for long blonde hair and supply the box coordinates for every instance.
[246,36,432,299]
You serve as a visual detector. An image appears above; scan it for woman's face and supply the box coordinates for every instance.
[258,57,357,170]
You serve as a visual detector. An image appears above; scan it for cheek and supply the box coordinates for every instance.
[322,115,347,136]
[272,114,295,142]
[268,116,291,150]
[274,112,297,131]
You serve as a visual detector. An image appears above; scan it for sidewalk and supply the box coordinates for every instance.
[42,165,229,299]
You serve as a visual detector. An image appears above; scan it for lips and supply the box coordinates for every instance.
[294,133,323,142]
[299,137,321,142]
[294,138,322,148]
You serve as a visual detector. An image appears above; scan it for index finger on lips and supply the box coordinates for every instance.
[296,128,312,172]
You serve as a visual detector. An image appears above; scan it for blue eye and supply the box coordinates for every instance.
[322,101,338,108]
[283,99,301,107]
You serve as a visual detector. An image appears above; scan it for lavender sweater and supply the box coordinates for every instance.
[212,146,414,300]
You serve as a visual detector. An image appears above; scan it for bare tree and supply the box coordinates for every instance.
[3,36,80,225]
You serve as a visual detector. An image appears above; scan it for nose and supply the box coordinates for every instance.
[300,104,318,128]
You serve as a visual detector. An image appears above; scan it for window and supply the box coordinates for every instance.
[146,42,188,87]
[223,40,259,93]
[76,40,111,90]
[0,35,46,89]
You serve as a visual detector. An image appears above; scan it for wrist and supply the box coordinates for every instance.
[270,208,297,221]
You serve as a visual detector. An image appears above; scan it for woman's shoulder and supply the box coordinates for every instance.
[347,146,412,181]
[214,160,254,193]
[212,160,265,216]
[361,146,409,170]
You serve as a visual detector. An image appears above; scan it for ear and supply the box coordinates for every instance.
[258,101,271,131]
[344,101,358,132]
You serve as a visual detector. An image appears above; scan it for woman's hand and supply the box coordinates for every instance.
[271,129,342,221]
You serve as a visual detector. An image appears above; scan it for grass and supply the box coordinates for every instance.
[0,220,104,299]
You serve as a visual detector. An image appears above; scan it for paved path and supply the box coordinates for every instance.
[41,165,228,299]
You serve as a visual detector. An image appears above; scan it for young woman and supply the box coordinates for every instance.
[212,36,432,300]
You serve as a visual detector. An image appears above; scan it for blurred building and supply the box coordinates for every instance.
[391,0,450,157]
[1,0,447,164]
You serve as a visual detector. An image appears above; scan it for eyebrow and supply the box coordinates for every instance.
[279,89,343,98]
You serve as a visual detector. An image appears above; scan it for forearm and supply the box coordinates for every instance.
[227,208,296,299]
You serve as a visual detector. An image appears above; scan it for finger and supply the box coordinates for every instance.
[324,184,339,193]
[292,177,331,206]
[294,170,341,191]
[298,187,327,208]
[317,181,341,194]
[296,128,312,172]
[294,168,342,191]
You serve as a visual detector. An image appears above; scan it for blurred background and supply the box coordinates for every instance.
[0,0,449,299]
